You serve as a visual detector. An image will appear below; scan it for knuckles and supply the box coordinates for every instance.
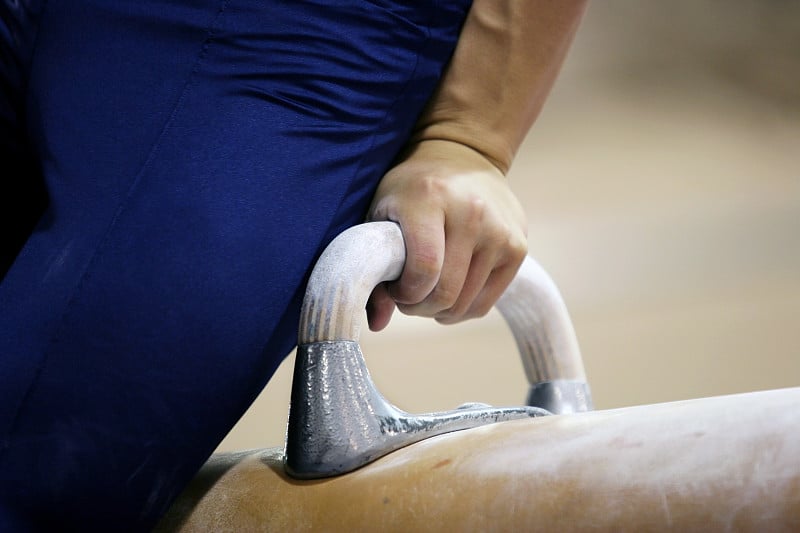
[371,163,529,325]
[394,248,443,305]
[428,280,462,311]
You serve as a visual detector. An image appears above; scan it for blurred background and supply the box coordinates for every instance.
[218,0,800,452]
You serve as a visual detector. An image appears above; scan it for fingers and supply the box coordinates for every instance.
[387,208,446,307]
[365,139,528,328]
[390,196,527,323]
[433,220,527,323]
[393,204,473,315]
[395,227,526,323]
[435,246,525,324]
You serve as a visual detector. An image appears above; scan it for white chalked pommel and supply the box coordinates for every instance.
[284,221,592,479]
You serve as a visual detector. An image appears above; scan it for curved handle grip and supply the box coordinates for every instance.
[495,255,587,384]
[299,221,406,344]
[287,221,591,478]
[298,221,590,408]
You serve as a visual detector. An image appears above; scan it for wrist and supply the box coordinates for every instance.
[407,118,514,175]
[398,138,509,177]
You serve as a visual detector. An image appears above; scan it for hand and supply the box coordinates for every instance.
[365,139,528,331]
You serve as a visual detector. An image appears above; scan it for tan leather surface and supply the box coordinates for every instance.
[159,387,800,532]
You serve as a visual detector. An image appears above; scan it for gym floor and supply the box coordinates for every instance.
[217,1,800,452]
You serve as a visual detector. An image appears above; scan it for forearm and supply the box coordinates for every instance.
[367,1,588,327]
[408,0,588,174]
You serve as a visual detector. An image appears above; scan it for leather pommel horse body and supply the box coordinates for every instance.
[158,223,800,532]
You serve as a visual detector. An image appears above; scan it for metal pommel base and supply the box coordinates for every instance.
[527,380,594,414]
[283,221,592,480]
[284,341,550,479]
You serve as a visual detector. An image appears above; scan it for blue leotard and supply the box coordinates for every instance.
[0,1,470,529]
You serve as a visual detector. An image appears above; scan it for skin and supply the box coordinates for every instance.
[366,0,590,331]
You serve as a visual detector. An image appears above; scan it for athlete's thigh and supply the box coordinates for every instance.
[0,0,471,529]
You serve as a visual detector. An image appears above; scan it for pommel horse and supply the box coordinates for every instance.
[158,222,800,532]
